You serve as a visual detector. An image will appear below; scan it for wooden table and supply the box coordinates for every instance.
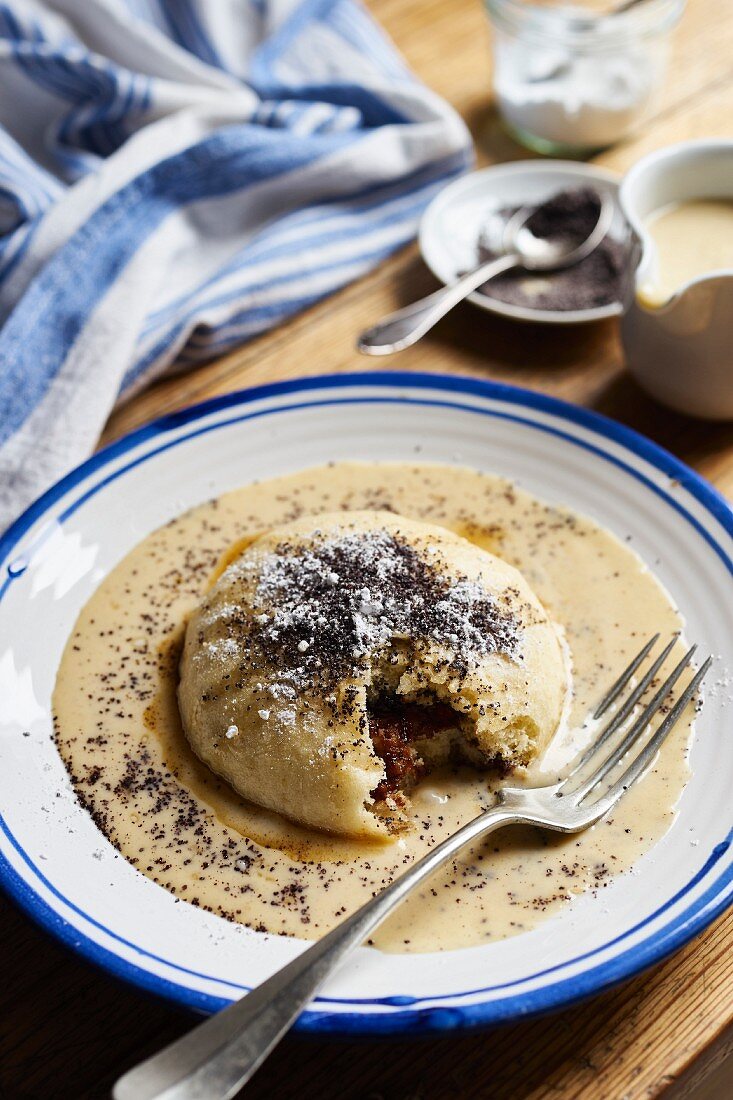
[2,0,732,1096]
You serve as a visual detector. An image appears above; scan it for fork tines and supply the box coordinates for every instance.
[560,636,711,817]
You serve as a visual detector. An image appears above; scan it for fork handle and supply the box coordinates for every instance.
[113,797,519,1100]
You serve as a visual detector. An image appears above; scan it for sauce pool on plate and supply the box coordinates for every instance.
[52,463,695,953]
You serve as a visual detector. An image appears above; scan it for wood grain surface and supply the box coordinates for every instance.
[3,0,732,1097]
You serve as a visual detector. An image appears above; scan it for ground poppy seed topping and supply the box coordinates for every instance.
[211,528,522,693]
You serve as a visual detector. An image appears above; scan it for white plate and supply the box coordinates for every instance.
[419,162,625,324]
[1,372,731,1034]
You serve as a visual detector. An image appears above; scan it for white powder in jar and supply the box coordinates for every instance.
[491,6,668,150]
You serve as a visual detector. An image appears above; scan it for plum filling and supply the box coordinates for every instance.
[368,701,460,801]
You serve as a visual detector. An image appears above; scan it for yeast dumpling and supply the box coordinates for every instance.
[178,511,568,838]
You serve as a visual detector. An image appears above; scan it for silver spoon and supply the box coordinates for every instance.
[357,190,614,355]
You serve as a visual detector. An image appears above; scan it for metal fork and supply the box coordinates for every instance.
[113,637,710,1100]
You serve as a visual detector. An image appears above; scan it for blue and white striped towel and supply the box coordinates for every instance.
[0,0,472,530]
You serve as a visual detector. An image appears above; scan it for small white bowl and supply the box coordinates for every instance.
[419,161,625,325]
[619,139,733,420]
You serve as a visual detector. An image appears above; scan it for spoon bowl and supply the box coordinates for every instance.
[506,193,614,270]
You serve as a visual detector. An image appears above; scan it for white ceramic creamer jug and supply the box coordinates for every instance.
[619,140,733,420]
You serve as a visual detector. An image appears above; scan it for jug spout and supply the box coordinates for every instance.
[634,271,733,331]
[619,140,733,420]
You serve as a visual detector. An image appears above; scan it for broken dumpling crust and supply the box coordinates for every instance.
[177,511,569,839]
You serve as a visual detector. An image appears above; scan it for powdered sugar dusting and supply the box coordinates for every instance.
[217,527,520,691]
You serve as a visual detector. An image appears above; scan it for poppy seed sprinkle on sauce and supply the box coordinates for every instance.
[51,462,696,953]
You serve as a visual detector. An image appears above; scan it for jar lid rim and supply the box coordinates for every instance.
[485,0,686,45]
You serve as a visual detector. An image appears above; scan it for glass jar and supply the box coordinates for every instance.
[484,0,686,157]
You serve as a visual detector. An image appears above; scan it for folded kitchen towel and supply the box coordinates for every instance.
[0,0,471,531]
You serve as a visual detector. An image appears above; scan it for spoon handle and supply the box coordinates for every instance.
[357,253,519,355]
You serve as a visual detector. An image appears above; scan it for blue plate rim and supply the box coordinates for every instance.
[1,369,732,1035]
